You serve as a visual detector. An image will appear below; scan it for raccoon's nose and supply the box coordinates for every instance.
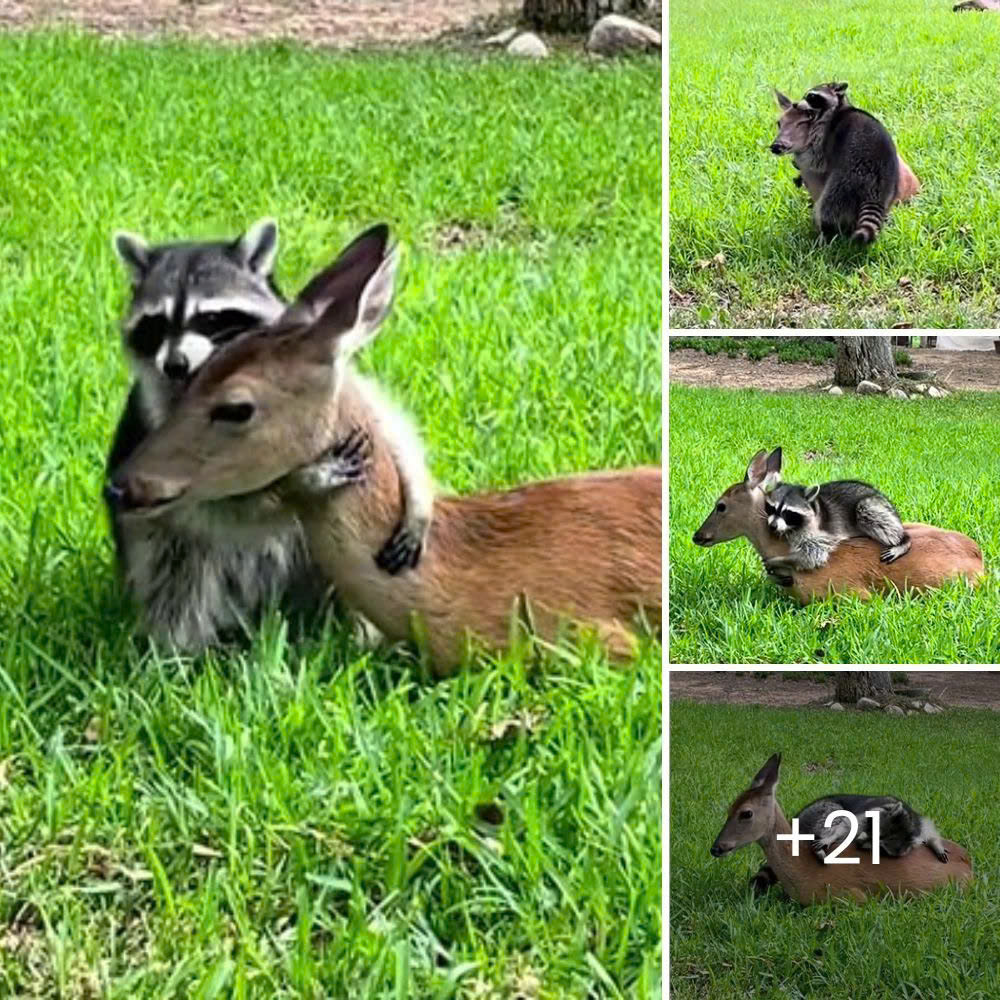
[163,354,190,381]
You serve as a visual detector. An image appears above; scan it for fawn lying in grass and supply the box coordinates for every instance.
[108,225,662,673]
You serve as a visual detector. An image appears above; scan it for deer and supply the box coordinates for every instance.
[711,754,974,905]
[105,224,662,675]
[693,448,984,602]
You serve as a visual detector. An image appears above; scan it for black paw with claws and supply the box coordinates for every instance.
[375,521,423,575]
[315,426,373,486]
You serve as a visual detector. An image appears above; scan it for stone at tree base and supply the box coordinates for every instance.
[828,386,844,395]
[927,386,943,398]
[856,380,882,395]
[909,394,921,400]
[484,27,519,46]
[830,702,844,711]
[857,697,880,711]
[586,14,661,56]
[914,383,928,393]
[887,387,908,400]
[885,705,905,716]
[508,33,549,58]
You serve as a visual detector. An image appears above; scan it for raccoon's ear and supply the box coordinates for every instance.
[804,484,821,502]
[288,223,399,364]
[833,82,848,95]
[113,232,150,285]
[234,218,279,275]
[774,89,793,111]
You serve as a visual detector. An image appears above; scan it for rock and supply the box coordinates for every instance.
[910,700,924,709]
[927,386,943,398]
[856,380,882,395]
[857,697,880,711]
[830,702,844,711]
[885,705,905,716]
[887,387,908,400]
[914,383,928,393]
[939,389,950,397]
[484,27,518,46]
[906,710,917,716]
[909,394,921,400]
[586,14,662,56]
[828,386,844,396]
[507,33,549,58]
[923,703,942,714]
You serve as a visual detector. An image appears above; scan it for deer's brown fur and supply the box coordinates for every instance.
[712,755,973,904]
[694,452,984,601]
[109,225,662,675]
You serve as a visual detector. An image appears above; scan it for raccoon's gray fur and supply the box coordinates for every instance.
[796,794,949,863]
[772,81,900,244]
[764,479,911,571]
[106,219,322,651]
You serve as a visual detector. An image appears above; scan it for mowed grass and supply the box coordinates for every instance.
[0,32,662,997]
[669,0,1000,328]
[669,699,1000,1000]
[668,384,1000,664]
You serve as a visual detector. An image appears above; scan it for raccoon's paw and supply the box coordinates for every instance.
[374,517,426,576]
[879,544,906,564]
[292,426,373,493]
[811,841,830,862]
[932,843,949,863]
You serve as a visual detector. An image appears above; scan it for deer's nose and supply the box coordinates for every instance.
[710,844,726,857]
[104,475,184,513]
[693,531,711,546]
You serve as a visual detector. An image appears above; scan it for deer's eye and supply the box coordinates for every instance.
[765,502,776,515]
[716,502,727,513]
[210,401,255,424]
[739,810,753,821]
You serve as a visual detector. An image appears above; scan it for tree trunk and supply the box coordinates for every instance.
[834,672,894,702]
[833,336,897,387]
[523,0,647,31]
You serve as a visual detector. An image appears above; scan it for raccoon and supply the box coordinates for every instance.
[796,794,949,863]
[107,220,432,652]
[771,82,900,243]
[763,479,911,573]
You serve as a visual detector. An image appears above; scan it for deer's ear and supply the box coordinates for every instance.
[774,89,792,111]
[804,484,820,502]
[285,224,398,363]
[745,449,769,487]
[113,231,150,285]
[750,753,782,791]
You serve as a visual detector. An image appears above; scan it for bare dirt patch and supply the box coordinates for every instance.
[668,346,1000,392]
[0,0,519,47]
[669,671,1000,711]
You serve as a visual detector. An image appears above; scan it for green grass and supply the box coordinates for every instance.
[669,0,1000,328]
[668,384,1000,664]
[670,699,1000,1000]
[0,32,661,997]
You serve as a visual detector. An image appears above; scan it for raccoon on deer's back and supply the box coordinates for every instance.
[771,81,900,244]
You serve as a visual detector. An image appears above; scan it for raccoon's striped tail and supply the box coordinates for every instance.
[852,203,887,244]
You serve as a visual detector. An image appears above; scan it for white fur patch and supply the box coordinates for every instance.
[187,295,285,323]
[175,332,215,372]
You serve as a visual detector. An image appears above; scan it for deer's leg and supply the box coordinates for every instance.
[749,864,779,897]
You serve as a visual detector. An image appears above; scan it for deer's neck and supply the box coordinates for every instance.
[742,494,791,561]
[758,802,811,891]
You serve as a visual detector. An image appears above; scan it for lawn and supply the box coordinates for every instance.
[0,32,662,997]
[669,698,1000,1000]
[668,0,1000,328]
[668,383,1000,664]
